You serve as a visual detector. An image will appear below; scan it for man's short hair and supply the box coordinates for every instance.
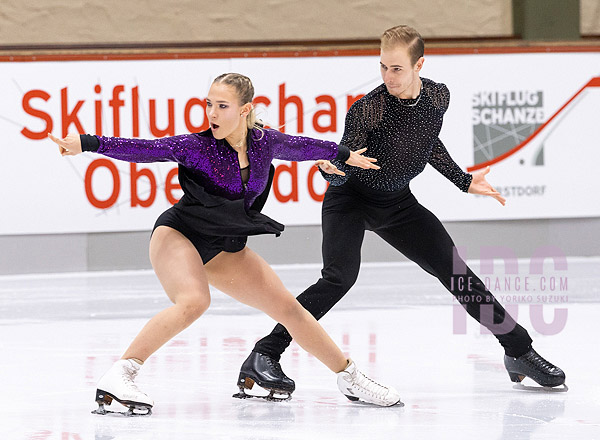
[381,25,425,65]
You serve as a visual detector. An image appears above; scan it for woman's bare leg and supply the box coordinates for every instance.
[121,226,211,361]
[205,247,348,373]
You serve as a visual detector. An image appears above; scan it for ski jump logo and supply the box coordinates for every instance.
[468,77,600,172]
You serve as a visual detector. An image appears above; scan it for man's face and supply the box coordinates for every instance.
[380,46,423,99]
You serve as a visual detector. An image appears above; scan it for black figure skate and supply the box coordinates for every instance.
[233,351,295,401]
[504,347,567,391]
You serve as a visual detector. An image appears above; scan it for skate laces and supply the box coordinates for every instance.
[122,363,145,393]
[351,368,389,399]
[527,351,557,372]
[265,357,285,375]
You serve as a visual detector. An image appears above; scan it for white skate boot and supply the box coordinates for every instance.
[92,359,154,416]
[336,359,403,407]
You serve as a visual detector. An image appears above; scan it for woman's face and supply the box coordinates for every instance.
[379,45,423,99]
[206,82,247,140]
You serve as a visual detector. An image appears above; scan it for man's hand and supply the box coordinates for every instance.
[345,148,380,171]
[468,166,506,206]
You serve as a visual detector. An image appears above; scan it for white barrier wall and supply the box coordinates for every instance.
[1,51,599,235]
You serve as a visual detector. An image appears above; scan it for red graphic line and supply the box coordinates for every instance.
[467,77,600,172]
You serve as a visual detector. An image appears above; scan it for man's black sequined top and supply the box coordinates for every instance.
[324,77,473,193]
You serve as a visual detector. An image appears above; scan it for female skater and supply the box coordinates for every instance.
[48,73,401,414]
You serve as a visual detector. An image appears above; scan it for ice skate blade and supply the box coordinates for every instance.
[92,402,152,416]
[232,387,292,402]
[512,383,569,393]
[344,394,405,407]
[92,389,153,416]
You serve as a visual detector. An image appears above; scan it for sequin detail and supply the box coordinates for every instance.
[322,77,473,192]
[95,129,339,210]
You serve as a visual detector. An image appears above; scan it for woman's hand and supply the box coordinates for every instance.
[468,166,506,206]
[315,159,345,175]
[345,148,380,171]
[48,133,82,156]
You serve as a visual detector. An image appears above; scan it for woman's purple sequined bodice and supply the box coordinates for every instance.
[92,128,340,210]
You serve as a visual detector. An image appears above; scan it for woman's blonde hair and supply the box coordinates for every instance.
[380,25,424,66]
[212,73,261,130]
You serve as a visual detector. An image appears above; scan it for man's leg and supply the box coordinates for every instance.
[253,187,367,361]
[374,202,565,387]
[375,202,532,355]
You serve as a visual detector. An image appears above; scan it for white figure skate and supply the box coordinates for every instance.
[92,359,154,416]
[336,359,403,407]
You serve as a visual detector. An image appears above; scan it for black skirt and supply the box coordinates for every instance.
[152,165,283,264]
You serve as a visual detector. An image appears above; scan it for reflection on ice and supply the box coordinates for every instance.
[0,260,598,439]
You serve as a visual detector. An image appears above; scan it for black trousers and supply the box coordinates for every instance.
[254,179,532,360]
